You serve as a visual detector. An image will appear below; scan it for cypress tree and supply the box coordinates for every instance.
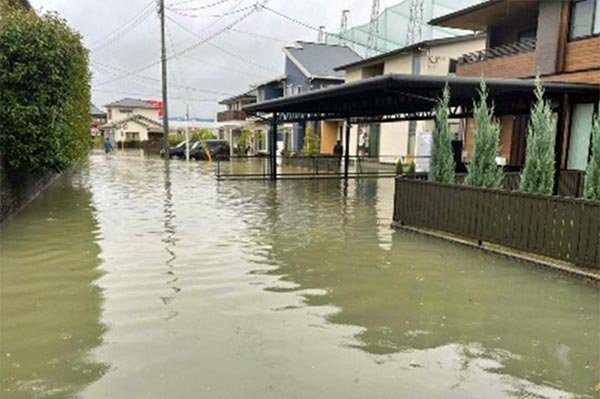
[429,85,455,183]
[584,113,600,201]
[519,77,556,195]
[464,79,504,188]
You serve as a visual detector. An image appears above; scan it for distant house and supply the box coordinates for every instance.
[217,90,261,155]
[217,41,362,153]
[100,98,163,144]
[90,104,106,136]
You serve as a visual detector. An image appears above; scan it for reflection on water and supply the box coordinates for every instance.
[0,151,598,399]
[0,164,107,398]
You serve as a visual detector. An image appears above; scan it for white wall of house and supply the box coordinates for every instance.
[112,120,151,142]
[343,36,485,161]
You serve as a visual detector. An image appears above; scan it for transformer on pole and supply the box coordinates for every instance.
[318,26,326,43]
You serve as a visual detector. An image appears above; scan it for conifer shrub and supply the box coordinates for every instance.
[429,85,455,183]
[464,79,504,188]
[519,77,557,195]
[584,113,600,201]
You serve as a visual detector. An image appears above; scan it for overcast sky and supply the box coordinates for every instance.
[29,0,384,119]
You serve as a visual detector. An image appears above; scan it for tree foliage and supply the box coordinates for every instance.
[429,85,455,183]
[464,79,504,188]
[0,9,91,173]
[519,77,556,195]
[302,124,320,156]
[584,113,600,201]
[192,128,215,141]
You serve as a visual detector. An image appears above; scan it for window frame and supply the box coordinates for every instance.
[569,0,600,41]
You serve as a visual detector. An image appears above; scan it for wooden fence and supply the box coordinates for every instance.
[409,171,585,198]
[394,178,600,268]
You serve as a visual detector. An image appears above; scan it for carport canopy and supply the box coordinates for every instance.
[243,74,600,124]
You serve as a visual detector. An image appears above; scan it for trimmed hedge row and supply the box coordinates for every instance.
[0,9,91,173]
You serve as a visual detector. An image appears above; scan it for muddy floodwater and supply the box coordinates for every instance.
[1,151,598,399]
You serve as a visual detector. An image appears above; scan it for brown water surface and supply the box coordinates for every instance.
[1,151,598,398]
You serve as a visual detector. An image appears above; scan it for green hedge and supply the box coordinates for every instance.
[0,9,91,173]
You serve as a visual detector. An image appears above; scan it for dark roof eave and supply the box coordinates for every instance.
[334,33,485,72]
[428,0,505,27]
[243,74,600,114]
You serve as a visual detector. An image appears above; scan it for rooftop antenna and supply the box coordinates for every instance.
[318,25,326,43]
[366,0,380,57]
[406,0,425,45]
[340,10,350,46]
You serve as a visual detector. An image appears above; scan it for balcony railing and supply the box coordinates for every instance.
[217,109,248,122]
[458,38,537,65]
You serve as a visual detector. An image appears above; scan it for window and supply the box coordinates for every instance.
[125,132,140,141]
[567,103,595,171]
[448,59,458,74]
[570,0,600,39]
[407,121,417,156]
[296,85,303,95]
[517,28,537,42]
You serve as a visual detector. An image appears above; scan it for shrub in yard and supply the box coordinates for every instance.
[429,85,455,183]
[464,79,504,188]
[406,161,416,175]
[0,9,91,173]
[519,77,557,195]
[302,124,320,156]
[395,159,404,175]
[584,113,600,201]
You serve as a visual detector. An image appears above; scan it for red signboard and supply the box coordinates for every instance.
[144,99,164,117]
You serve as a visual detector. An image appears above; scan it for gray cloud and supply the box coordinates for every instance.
[30,0,374,119]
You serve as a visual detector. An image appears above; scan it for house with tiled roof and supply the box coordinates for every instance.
[100,98,163,144]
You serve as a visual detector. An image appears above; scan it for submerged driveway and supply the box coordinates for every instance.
[1,151,598,399]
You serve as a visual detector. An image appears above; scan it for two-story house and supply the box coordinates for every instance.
[218,42,362,155]
[217,90,261,155]
[334,33,486,168]
[430,0,600,175]
[100,98,163,145]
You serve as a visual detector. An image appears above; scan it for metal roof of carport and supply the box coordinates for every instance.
[243,74,600,123]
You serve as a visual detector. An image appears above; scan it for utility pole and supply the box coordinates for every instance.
[159,0,170,159]
[340,10,349,46]
[366,0,380,57]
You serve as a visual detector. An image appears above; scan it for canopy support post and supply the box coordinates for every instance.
[271,113,278,181]
[344,118,351,180]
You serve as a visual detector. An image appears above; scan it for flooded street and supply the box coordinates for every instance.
[1,151,598,399]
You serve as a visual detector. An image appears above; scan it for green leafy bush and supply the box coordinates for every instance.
[429,85,455,183]
[464,79,504,188]
[406,161,416,175]
[584,113,600,201]
[0,9,91,173]
[519,77,556,195]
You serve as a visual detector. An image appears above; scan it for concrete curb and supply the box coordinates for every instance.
[391,222,600,284]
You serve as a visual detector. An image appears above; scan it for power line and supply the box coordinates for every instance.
[166,4,255,18]
[93,61,235,96]
[95,1,269,87]
[91,2,155,52]
[167,0,232,7]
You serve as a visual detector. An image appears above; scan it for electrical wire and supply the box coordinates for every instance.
[95,1,269,87]
[167,0,232,7]
[166,4,255,18]
[91,2,155,52]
